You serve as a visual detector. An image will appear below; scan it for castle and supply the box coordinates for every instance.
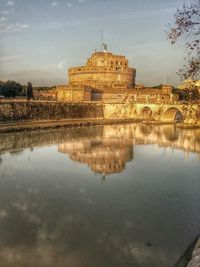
[54,46,178,103]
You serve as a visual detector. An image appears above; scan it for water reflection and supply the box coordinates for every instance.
[1,123,200,175]
[58,125,134,175]
[59,124,200,174]
[0,124,200,267]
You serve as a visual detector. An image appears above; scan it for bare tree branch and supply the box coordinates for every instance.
[166,0,200,80]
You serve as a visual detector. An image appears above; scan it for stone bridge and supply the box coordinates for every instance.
[0,99,199,125]
[104,101,200,125]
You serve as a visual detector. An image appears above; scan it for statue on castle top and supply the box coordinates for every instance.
[102,43,107,52]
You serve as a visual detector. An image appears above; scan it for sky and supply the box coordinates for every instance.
[0,0,190,86]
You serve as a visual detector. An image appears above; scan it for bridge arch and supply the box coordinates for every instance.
[162,107,183,122]
[140,106,153,120]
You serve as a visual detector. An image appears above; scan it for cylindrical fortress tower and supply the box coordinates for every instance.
[68,51,136,90]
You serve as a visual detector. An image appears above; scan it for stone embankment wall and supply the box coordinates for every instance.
[175,236,200,267]
[186,237,200,267]
[0,101,103,121]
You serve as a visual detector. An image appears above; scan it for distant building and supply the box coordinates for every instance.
[128,84,178,103]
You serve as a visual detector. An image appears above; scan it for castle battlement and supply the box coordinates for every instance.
[68,50,136,90]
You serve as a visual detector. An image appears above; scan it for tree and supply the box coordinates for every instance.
[0,80,23,97]
[166,0,200,80]
[27,82,33,100]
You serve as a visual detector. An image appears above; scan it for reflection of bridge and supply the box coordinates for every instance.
[58,124,200,175]
[134,124,200,157]
[0,123,200,175]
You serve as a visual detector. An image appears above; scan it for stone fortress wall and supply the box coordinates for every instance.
[56,47,138,102]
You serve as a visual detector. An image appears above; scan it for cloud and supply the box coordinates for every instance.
[51,1,59,7]
[0,55,19,62]
[67,2,72,7]
[0,23,30,33]
[7,1,14,6]
[9,69,52,77]
[58,59,67,70]
[77,0,85,2]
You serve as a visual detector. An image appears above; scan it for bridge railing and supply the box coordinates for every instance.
[0,98,199,105]
[128,99,199,105]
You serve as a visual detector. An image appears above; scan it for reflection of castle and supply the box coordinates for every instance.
[1,124,200,175]
[58,124,200,175]
[58,125,134,175]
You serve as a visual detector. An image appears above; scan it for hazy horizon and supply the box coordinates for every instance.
[0,0,190,87]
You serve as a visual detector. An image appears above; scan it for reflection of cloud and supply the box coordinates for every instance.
[67,2,72,7]
[121,241,169,265]
[51,1,59,6]
[7,1,14,6]
[0,23,29,33]
[0,209,7,218]
[0,17,7,22]
[0,10,9,15]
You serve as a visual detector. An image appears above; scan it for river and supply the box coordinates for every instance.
[0,123,200,267]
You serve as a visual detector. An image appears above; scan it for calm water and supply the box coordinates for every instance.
[0,123,200,267]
